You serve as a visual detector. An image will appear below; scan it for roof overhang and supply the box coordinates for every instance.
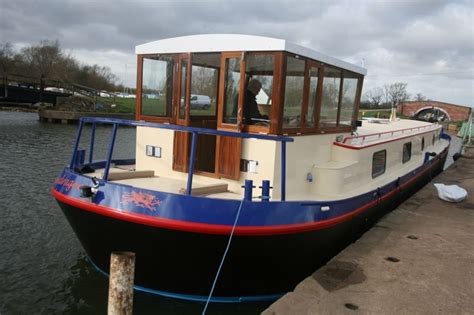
[135,34,367,75]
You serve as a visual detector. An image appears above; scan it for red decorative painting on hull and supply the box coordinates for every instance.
[121,191,161,211]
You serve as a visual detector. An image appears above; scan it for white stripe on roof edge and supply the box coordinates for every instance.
[135,34,367,75]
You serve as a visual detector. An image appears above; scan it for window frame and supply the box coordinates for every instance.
[372,149,387,178]
[280,53,307,134]
[402,142,412,164]
[136,53,177,123]
[302,60,323,132]
[242,51,279,134]
[217,52,245,131]
[338,71,361,128]
[189,52,221,120]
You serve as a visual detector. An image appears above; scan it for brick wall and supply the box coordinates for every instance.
[397,101,471,121]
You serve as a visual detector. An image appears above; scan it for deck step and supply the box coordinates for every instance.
[106,170,155,181]
[179,183,228,196]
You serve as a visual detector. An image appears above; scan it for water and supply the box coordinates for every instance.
[0,112,461,314]
[0,112,268,314]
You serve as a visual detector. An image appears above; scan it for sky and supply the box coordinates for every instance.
[1,0,473,106]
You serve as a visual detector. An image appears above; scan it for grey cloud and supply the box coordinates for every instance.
[0,0,472,105]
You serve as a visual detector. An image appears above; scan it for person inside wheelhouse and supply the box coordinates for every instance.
[233,79,269,125]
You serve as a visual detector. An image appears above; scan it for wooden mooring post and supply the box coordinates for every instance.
[108,252,136,315]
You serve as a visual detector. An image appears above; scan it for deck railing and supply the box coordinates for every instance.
[341,124,440,146]
[70,117,294,201]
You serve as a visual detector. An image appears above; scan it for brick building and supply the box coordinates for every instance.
[397,101,472,121]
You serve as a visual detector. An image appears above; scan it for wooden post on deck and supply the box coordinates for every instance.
[107,251,135,315]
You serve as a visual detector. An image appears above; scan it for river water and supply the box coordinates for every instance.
[0,112,268,314]
[0,111,460,314]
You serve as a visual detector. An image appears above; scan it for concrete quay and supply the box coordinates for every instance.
[264,149,474,314]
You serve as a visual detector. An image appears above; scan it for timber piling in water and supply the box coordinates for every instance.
[264,147,474,314]
[108,252,135,315]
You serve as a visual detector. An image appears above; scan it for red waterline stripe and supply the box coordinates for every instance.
[52,188,377,236]
[52,148,446,236]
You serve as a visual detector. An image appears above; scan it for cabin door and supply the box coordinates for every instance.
[215,53,245,180]
[172,54,191,172]
[172,53,221,175]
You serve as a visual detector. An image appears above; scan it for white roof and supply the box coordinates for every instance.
[135,34,367,75]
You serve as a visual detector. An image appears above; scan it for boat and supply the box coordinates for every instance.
[52,34,451,302]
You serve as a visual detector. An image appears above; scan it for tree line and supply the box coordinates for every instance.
[0,40,125,92]
[361,82,428,109]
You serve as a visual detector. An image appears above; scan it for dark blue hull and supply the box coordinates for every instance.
[53,148,448,301]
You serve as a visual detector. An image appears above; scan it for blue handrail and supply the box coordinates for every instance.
[71,117,294,201]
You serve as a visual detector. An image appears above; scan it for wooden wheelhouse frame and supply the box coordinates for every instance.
[135,50,365,137]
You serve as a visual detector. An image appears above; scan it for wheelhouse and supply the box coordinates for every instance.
[135,34,366,193]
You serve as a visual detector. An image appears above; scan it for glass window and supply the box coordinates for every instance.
[179,59,188,119]
[244,54,274,125]
[190,53,220,116]
[283,56,305,128]
[421,137,425,151]
[306,66,319,128]
[339,72,359,126]
[141,56,174,117]
[372,150,386,178]
[320,67,341,127]
[403,142,412,163]
[223,57,241,124]
[432,133,435,145]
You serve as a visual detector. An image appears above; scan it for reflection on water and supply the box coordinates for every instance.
[0,112,269,314]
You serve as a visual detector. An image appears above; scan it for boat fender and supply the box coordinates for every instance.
[80,185,94,198]
[424,151,437,163]
[80,177,100,198]
[453,153,462,161]
[321,206,331,212]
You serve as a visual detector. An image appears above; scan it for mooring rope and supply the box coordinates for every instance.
[201,198,245,315]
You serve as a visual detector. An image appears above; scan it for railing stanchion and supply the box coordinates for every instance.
[89,122,96,163]
[69,119,84,169]
[104,123,118,181]
[186,132,198,195]
[281,141,287,201]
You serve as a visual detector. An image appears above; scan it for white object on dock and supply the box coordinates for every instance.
[433,184,468,203]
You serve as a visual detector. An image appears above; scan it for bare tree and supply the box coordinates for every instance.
[22,40,63,102]
[413,93,427,102]
[0,42,16,97]
[383,82,410,108]
[364,87,384,108]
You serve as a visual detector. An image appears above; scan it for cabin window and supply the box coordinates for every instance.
[339,72,358,126]
[282,56,305,128]
[223,57,241,124]
[421,137,425,151]
[306,66,319,128]
[372,150,386,178]
[320,66,342,127]
[403,142,412,163]
[190,53,220,116]
[243,54,274,126]
[141,56,174,117]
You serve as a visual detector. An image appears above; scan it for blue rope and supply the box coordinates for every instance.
[201,198,245,315]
